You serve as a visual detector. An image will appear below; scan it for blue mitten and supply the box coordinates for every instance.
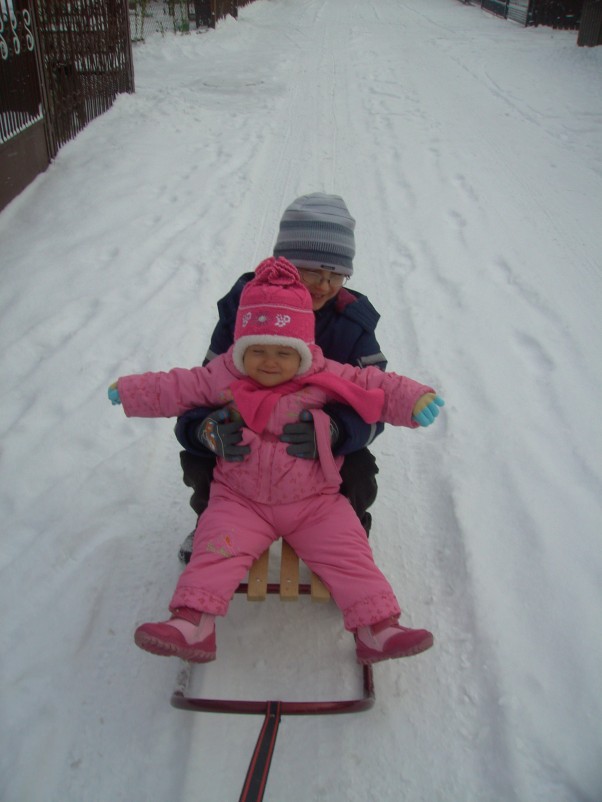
[108,383,121,406]
[412,394,444,427]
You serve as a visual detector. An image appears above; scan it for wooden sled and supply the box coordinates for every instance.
[171,541,375,801]
[171,539,374,715]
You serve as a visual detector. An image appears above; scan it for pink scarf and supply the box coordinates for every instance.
[230,371,385,434]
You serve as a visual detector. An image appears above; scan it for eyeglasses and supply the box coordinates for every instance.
[297,268,348,289]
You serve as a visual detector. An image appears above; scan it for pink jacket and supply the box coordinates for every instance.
[117,345,433,505]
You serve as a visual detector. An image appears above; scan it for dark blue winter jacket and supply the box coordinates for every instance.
[175,272,387,457]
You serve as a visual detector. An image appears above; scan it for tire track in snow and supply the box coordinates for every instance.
[299,2,525,796]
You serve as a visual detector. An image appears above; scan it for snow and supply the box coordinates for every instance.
[1,0,601,799]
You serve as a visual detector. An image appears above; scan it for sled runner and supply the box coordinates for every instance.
[171,540,375,802]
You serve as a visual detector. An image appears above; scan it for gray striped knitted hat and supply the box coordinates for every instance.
[273,193,355,276]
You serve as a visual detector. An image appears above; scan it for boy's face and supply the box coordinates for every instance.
[243,344,302,386]
[297,267,346,310]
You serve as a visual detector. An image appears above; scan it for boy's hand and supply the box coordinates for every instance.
[108,383,121,406]
[195,408,250,462]
[280,410,340,459]
[412,393,444,427]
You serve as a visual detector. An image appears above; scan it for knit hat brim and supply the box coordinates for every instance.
[232,335,313,376]
[274,250,352,276]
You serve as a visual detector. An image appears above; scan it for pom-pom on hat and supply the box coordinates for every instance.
[232,257,315,376]
[273,193,355,276]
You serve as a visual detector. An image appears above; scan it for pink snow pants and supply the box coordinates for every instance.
[170,484,401,631]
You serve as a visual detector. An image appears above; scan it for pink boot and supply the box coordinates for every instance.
[134,608,216,662]
[355,619,433,664]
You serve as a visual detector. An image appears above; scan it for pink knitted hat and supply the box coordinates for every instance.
[232,257,315,376]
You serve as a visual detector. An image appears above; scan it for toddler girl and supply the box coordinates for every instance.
[109,258,444,664]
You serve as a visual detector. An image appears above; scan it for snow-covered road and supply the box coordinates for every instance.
[2,1,601,800]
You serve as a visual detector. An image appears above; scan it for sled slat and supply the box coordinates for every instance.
[280,541,300,601]
[243,543,330,602]
[311,572,331,603]
[247,549,269,601]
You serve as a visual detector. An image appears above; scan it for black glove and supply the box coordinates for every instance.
[194,409,250,462]
[280,410,340,460]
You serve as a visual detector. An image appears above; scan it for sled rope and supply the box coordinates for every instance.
[238,701,282,802]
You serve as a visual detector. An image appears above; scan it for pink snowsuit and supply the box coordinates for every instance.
[117,345,433,630]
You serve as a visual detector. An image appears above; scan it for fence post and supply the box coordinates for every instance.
[578,0,602,44]
[193,0,210,26]
[29,0,59,159]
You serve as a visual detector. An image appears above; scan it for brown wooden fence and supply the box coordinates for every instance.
[1,0,134,211]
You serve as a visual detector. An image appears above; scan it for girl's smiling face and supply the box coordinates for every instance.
[243,344,301,386]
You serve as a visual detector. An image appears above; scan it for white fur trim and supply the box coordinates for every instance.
[232,335,313,375]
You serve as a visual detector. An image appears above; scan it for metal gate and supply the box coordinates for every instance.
[481,0,583,26]
[508,0,530,24]
[1,0,134,212]
[1,0,48,209]
[480,0,530,22]
[481,0,511,17]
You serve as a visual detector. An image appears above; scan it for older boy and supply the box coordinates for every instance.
[176,193,387,562]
